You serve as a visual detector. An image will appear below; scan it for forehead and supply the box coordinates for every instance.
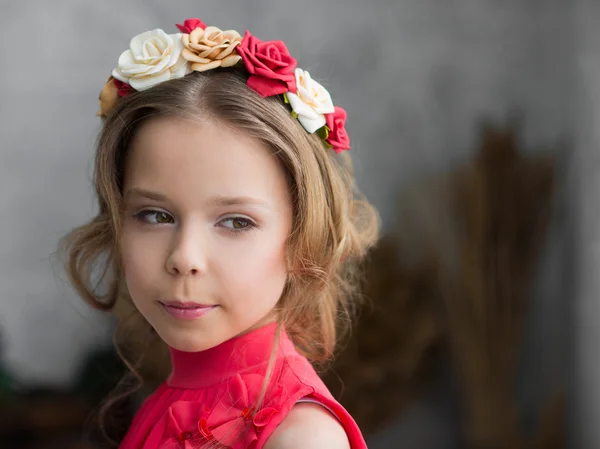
[123,117,290,205]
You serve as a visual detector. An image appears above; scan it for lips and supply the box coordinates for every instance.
[162,301,213,309]
[160,300,217,320]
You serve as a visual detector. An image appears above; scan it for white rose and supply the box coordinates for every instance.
[286,68,335,133]
[112,29,192,91]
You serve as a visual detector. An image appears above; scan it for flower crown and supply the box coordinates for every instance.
[97,18,350,153]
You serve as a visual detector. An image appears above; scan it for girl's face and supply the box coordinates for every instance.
[120,116,293,352]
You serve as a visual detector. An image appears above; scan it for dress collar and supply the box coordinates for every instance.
[167,322,296,389]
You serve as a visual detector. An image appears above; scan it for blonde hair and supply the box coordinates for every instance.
[59,69,379,443]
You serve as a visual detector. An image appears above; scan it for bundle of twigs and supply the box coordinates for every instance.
[323,120,563,446]
[432,121,562,449]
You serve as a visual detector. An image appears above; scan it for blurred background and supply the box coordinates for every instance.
[0,0,596,448]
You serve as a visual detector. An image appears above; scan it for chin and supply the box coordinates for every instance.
[159,328,222,353]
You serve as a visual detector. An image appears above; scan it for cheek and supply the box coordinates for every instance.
[121,227,164,294]
[236,245,287,281]
[218,234,288,306]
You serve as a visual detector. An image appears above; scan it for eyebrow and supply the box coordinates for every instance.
[124,188,271,208]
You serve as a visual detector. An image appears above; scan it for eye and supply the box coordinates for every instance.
[219,216,256,233]
[134,210,174,226]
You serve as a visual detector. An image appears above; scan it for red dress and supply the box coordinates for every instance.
[118,323,367,449]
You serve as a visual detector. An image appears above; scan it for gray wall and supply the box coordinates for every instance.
[574,1,600,448]
[0,0,583,447]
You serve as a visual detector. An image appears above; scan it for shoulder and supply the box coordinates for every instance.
[263,402,351,449]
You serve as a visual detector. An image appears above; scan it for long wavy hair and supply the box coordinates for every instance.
[59,68,379,446]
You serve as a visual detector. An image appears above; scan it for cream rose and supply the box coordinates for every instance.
[112,29,191,91]
[285,68,335,133]
[182,26,242,72]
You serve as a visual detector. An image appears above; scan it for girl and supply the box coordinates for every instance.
[61,17,379,449]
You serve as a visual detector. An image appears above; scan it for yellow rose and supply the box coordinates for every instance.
[182,26,242,72]
[96,76,119,119]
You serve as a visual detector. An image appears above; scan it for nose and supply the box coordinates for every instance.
[165,225,207,277]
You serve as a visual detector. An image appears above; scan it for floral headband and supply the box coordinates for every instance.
[97,18,350,153]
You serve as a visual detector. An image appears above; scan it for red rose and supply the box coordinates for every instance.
[236,30,297,98]
[325,106,351,153]
[113,79,133,97]
[175,18,207,34]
